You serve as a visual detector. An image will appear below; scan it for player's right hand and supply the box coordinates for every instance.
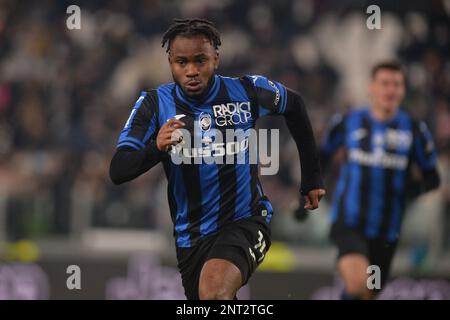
[304,188,326,210]
[156,119,186,152]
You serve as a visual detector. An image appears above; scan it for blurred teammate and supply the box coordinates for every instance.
[295,61,440,299]
[109,19,325,300]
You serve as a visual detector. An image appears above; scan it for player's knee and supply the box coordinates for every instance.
[198,282,234,300]
[345,276,368,298]
[198,259,241,300]
[199,290,233,300]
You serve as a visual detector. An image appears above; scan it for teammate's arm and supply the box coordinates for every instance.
[319,114,346,171]
[409,120,440,196]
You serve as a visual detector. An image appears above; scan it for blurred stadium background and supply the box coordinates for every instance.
[0,0,449,299]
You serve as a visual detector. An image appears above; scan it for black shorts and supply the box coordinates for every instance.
[330,224,398,288]
[176,215,271,300]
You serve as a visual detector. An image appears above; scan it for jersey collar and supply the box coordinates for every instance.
[366,107,400,126]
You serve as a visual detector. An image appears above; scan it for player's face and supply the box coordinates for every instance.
[168,35,219,97]
[369,69,405,115]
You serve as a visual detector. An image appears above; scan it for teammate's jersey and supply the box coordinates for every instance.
[321,108,438,242]
[116,75,288,247]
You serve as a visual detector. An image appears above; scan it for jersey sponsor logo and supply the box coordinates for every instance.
[167,127,281,175]
[351,128,368,141]
[171,137,249,159]
[384,129,412,150]
[350,128,412,150]
[212,101,251,126]
[349,148,408,169]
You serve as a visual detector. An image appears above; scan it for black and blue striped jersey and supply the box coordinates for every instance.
[321,108,439,242]
[112,74,323,248]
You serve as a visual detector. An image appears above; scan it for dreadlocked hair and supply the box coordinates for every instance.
[161,18,221,53]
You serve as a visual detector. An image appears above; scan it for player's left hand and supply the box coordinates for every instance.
[303,189,326,210]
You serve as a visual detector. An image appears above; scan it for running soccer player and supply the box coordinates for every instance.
[109,19,325,300]
[308,61,440,299]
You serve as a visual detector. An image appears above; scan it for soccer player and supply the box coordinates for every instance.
[109,19,325,300]
[303,61,440,299]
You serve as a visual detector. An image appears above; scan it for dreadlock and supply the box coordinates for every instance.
[161,18,221,53]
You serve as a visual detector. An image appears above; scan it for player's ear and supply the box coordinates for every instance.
[214,50,219,70]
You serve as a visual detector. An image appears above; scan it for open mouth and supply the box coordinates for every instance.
[384,96,397,104]
[185,80,202,92]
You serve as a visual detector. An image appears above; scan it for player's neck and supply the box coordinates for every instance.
[369,105,396,123]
